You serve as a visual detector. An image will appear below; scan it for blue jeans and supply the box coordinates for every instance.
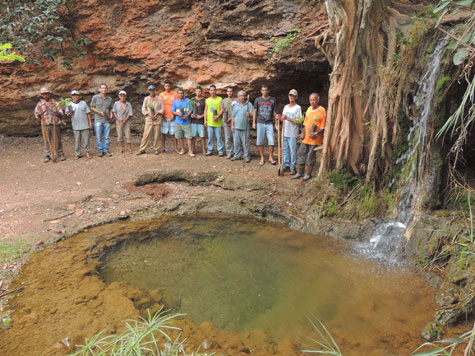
[207,126,224,154]
[233,129,250,159]
[94,121,111,153]
[283,136,297,169]
[223,125,233,157]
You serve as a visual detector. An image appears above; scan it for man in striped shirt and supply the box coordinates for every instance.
[34,87,66,162]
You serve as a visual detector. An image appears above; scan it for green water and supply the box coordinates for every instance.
[99,214,435,351]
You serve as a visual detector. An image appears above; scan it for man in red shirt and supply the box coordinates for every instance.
[160,80,179,153]
[34,87,66,162]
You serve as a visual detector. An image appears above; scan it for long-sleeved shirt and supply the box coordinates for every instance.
[142,95,164,125]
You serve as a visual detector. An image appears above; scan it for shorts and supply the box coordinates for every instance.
[175,123,192,139]
[256,122,275,146]
[161,118,176,135]
[191,123,205,138]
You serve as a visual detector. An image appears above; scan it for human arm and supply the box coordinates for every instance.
[204,102,208,127]
[142,97,148,117]
[252,109,257,129]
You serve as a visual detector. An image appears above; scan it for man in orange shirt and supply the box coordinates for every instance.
[160,80,179,153]
[292,93,326,181]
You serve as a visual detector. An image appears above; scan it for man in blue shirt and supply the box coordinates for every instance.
[172,88,194,157]
[231,90,253,162]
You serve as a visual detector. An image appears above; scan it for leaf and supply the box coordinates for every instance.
[457,0,473,5]
[453,47,469,65]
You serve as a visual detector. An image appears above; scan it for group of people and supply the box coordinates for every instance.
[33,81,326,180]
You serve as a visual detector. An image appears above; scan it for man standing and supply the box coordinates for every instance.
[231,90,253,162]
[172,88,194,157]
[67,90,93,159]
[137,85,164,155]
[190,86,207,155]
[253,85,277,166]
[91,84,114,157]
[34,87,66,162]
[221,87,236,159]
[292,93,326,181]
[160,80,179,153]
[280,89,303,175]
[112,90,133,154]
[204,84,224,156]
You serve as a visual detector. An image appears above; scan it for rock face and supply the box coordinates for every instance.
[0,0,329,136]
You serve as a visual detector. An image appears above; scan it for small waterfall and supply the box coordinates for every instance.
[358,38,449,265]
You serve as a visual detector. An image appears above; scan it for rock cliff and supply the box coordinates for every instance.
[0,0,329,136]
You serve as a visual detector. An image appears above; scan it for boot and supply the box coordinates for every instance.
[303,165,314,181]
[292,164,304,179]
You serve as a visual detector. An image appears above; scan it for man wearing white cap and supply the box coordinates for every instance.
[112,90,133,154]
[34,87,66,162]
[67,90,93,159]
[279,89,303,175]
[137,84,164,155]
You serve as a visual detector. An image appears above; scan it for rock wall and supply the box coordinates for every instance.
[0,0,329,136]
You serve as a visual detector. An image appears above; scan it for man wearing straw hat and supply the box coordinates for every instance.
[34,87,66,162]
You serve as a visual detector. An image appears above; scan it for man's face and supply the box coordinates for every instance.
[72,94,80,103]
[100,85,108,95]
[261,87,269,97]
[289,94,297,103]
[195,88,202,97]
[164,83,171,92]
[209,87,216,96]
[119,94,127,102]
[238,92,246,103]
[149,89,156,97]
[41,92,51,101]
[178,90,185,100]
[310,95,319,107]
[227,88,233,98]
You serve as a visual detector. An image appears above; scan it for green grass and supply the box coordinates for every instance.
[0,240,31,264]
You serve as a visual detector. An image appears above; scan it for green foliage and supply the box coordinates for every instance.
[0,0,89,65]
[301,318,342,356]
[70,309,213,356]
[56,97,71,109]
[0,43,25,62]
[436,75,450,91]
[269,29,301,55]
[328,169,359,191]
[0,241,31,264]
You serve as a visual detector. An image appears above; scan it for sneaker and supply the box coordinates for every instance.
[136,151,145,156]
[59,156,66,161]
[218,152,224,157]
[205,152,213,156]
[154,150,160,155]
[290,168,297,175]
[245,158,251,163]
[231,156,242,161]
[105,152,112,157]
[227,155,232,159]
[98,152,104,157]
[43,156,50,163]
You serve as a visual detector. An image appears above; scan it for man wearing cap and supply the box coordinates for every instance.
[34,87,66,162]
[91,84,114,157]
[66,90,93,159]
[279,89,303,175]
[253,85,277,166]
[160,80,179,153]
[112,90,133,154]
[137,85,165,155]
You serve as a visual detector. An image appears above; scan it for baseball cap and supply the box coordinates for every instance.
[71,90,80,95]
[288,89,298,96]
[147,85,156,90]
[119,90,127,96]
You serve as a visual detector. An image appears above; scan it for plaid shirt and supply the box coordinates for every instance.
[34,99,61,125]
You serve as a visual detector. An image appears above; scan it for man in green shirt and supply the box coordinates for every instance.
[204,85,224,156]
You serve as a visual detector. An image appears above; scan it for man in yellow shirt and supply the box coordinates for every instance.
[204,84,224,156]
[160,80,179,153]
[292,93,326,181]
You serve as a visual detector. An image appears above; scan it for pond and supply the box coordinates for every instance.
[100,214,435,354]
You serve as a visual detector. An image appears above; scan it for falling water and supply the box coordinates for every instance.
[359,38,449,264]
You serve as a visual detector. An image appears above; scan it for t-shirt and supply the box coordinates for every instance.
[68,100,91,131]
[221,97,237,127]
[303,106,327,146]
[206,96,223,127]
[112,101,133,121]
[90,94,113,123]
[160,90,179,120]
[282,104,302,138]
[191,97,206,125]
[232,102,253,131]
[172,98,192,125]
[254,96,276,124]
